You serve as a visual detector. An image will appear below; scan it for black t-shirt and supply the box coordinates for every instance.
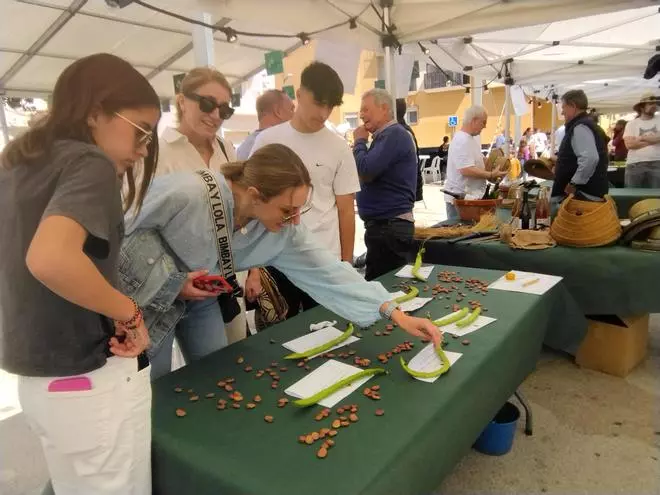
[0,140,124,376]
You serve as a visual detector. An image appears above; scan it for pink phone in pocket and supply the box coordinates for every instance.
[48,376,92,392]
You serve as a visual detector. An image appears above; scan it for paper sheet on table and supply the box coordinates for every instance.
[436,310,497,337]
[284,360,374,407]
[395,265,434,279]
[488,270,562,295]
[389,291,433,312]
[406,344,462,383]
[282,326,358,360]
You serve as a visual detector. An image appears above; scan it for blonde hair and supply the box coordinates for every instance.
[222,144,311,200]
[176,67,232,121]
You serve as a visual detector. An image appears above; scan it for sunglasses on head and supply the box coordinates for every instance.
[184,92,235,120]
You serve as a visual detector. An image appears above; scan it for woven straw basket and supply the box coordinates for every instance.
[550,195,621,247]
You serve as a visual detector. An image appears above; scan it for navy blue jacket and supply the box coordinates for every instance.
[353,122,417,220]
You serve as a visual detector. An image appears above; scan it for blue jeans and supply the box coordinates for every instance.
[149,298,227,380]
[445,202,460,222]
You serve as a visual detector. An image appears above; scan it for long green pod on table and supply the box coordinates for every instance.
[412,246,427,281]
[283,323,354,360]
[455,307,481,328]
[432,308,468,327]
[292,368,387,407]
[394,286,419,304]
[400,346,451,379]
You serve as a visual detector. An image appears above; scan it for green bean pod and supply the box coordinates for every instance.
[292,368,387,407]
[432,308,468,327]
[284,323,354,360]
[400,346,451,379]
[412,247,427,281]
[394,286,419,304]
[455,307,481,328]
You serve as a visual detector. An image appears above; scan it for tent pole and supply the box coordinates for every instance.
[504,84,511,156]
[471,77,483,106]
[550,98,557,154]
[0,99,9,146]
[192,12,215,67]
[383,3,395,95]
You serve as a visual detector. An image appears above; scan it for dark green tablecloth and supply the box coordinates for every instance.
[152,266,556,495]
[421,241,660,346]
[537,180,660,217]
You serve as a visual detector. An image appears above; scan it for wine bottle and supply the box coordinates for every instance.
[520,191,531,230]
[534,186,551,228]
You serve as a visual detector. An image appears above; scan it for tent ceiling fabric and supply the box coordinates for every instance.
[0,0,658,112]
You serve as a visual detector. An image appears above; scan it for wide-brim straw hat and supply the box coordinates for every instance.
[633,92,658,113]
[485,148,504,171]
[550,195,621,247]
[524,158,554,180]
[621,198,660,248]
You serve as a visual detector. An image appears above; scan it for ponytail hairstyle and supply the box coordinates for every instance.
[222,144,311,200]
[1,53,160,213]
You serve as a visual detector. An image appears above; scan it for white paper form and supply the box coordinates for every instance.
[395,265,434,279]
[488,270,562,295]
[431,309,498,337]
[284,360,375,408]
[282,326,359,360]
[405,344,463,383]
[389,291,433,313]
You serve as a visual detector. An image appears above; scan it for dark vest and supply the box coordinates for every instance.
[552,113,609,198]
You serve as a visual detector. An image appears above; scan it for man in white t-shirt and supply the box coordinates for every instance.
[531,128,549,157]
[249,62,360,321]
[444,106,507,220]
[623,93,660,188]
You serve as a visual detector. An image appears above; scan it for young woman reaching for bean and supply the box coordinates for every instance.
[120,143,442,379]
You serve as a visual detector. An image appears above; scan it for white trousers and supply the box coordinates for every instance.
[18,357,152,495]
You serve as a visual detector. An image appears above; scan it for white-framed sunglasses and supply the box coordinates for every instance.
[114,112,153,148]
[282,203,312,223]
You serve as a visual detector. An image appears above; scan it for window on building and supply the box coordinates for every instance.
[406,106,419,125]
[344,112,359,129]
[424,64,468,90]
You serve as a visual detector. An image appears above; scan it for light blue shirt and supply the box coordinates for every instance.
[236,130,262,161]
[125,171,391,327]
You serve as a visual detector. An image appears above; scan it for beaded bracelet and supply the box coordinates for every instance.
[115,297,143,330]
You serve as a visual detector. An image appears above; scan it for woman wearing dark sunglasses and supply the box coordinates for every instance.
[0,53,159,494]
[155,67,249,368]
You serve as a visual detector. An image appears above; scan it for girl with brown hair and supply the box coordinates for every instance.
[0,53,160,493]
[120,143,442,379]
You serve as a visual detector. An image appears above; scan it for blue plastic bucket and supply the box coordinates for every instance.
[473,401,520,456]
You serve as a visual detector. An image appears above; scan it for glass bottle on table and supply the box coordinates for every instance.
[534,186,551,229]
[520,190,532,230]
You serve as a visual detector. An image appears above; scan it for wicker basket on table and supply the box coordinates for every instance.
[549,195,621,247]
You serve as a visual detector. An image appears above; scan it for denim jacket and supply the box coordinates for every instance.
[119,171,391,350]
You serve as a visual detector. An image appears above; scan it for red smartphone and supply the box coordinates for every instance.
[193,275,233,294]
[48,376,92,392]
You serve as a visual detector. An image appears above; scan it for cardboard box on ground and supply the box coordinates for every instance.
[576,314,649,377]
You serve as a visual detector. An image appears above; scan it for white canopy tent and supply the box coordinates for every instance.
[403,5,660,112]
[1,0,657,98]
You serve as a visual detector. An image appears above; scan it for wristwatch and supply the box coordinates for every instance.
[379,300,399,320]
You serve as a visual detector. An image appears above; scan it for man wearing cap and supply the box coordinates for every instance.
[551,90,609,204]
[623,93,660,188]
